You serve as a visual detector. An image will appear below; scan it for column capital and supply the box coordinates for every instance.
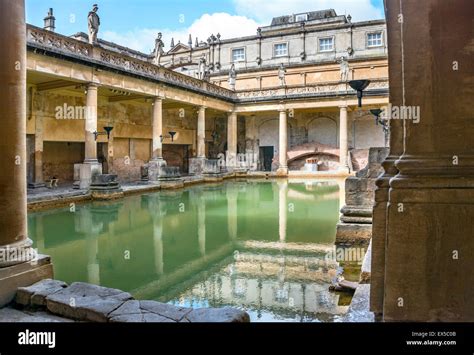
[87,82,100,89]
[152,96,164,104]
[339,104,348,110]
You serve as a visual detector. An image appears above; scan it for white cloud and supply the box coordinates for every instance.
[233,0,383,23]
[103,13,263,53]
[102,1,383,53]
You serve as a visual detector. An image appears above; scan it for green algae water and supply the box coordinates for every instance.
[28,180,350,322]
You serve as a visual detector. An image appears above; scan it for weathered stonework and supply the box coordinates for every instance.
[336,147,389,244]
[15,280,250,323]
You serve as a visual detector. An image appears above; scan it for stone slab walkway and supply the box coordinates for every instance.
[5,279,249,323]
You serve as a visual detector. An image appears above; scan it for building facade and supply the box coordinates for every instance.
[26,8,389,187]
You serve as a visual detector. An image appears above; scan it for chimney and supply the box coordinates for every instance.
[44,8,56,32]
[188,34,193,48]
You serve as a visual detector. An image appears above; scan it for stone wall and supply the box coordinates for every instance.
[336,147,389,244]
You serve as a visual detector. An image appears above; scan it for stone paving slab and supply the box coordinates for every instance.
[46,282,133,322]
[8,280,250,323]
[342,284,375,322]
[16,279,68,307]
[0,307,73,323]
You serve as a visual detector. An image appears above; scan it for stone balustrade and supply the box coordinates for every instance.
[235,79,389,102]
[26,25,235,102]
[27,25,388,105]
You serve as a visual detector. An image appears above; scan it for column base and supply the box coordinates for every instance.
[148,159,167,182]
[189,157,206,176]
[0,239,36,268]
[276,167,289,176]
[78,163,103,190]
[28,182,46,189]
[337,167,351,176]
[0,254,53,307]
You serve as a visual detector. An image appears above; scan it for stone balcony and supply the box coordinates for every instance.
[26,25,235,102]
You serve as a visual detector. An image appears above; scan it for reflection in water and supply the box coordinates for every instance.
[28,179,348,322]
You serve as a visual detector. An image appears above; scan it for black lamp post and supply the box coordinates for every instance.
[94,126,114,141]
[349,80,371,107]
[370,108,383,125]
[160,131,177,143]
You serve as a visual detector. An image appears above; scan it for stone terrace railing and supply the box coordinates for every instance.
[26,25,236,102]
[26,26,389,105]
[235,78,389,103]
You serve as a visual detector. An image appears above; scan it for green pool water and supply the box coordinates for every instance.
[28,179,350,322]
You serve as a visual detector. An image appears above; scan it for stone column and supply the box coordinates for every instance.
[227,111,238,169]
[370,0,406,318]
[190,106,207,175]
[277,109,288,175]
[148,97,166,182]
[0,0,34,266]
[85,83,99,163]
[31,88,45,188]
[339,105,349,172]
[0,0,53,306]
[376,0,474,322]
[152,97,164,161]
[80,83,102,189]
[245,115,259,171]
[197,106,206,159]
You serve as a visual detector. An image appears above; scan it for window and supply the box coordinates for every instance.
[295,13,308,22]
[319,37,334,52]
[367,32,383,47]
[274,43,288,57]
[232,48,245,62]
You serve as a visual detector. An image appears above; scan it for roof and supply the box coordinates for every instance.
[271,9,338,26]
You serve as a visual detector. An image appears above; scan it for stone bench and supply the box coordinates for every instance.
[45,179,59,189]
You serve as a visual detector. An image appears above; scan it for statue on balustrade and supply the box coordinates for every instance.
[88,4,100,45]
[153,32,165,65]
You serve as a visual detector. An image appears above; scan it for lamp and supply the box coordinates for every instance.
[160,131,177,143]
[94,126,114,141]
[370,109,383,125]
[349,80,371,107]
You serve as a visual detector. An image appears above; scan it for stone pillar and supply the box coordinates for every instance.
[370,0,406,318]
[189,106,207,175]
[85,84,99,163]
[31,89,45,188]
[227,111,237,169]
[0,0,53,306]
[245,115,259,171]
[197,106,206,158]
[148,97,166,182]
[277,109,288,175]
[152,97,164,161]
[339,105,349,172]
[375,0,474,322]
[80,83,102,189]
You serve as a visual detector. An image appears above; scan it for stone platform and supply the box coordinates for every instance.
[6,280,250,323]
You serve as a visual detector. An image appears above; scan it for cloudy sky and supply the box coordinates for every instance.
[26,0,385,53]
